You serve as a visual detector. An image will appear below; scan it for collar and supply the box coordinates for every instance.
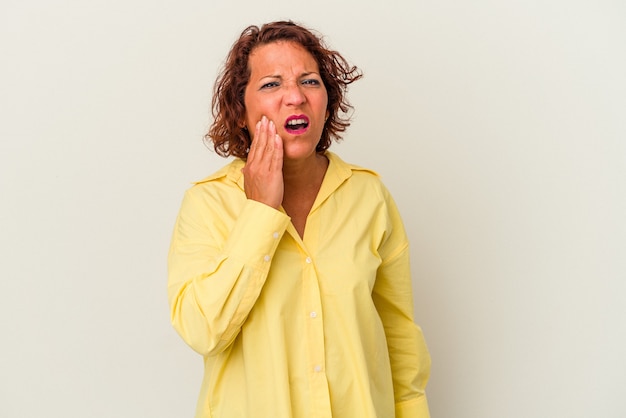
[193,151,378,190]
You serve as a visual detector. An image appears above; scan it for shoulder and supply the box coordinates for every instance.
[326,151,378,177]
[325,151,384,192]
[180,159,245,208]
[326,151,390,197]
[193,158,245,186]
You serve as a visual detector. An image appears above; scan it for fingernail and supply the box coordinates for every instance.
[256,121,261,130]
[261,115,267,123]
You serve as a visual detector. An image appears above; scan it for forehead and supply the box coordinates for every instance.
[248,41,320,75]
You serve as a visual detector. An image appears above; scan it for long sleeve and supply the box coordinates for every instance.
[372,188,431,418]
[168,153,431,418]
[167,187,290,356]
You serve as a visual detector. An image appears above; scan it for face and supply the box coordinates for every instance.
[244,41,329,161]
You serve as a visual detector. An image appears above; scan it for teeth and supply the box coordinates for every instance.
[287,118,307,126]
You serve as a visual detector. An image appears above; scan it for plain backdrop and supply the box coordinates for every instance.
[1,1,625,417]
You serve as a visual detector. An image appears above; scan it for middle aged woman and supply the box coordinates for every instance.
[168,21,431,418]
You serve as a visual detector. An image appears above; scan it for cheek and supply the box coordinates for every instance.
[244,112,255,132]
[243,88,258,127]
[244,96,269,127]
[319,93,329,119]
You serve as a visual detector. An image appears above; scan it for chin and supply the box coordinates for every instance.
[282,144,318,161]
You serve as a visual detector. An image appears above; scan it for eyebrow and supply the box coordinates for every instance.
[259,71,320,80]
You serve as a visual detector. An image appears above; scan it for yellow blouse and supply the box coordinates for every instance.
[168,152,431,418]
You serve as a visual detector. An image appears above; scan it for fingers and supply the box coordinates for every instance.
[248,116,282,167]
[262,118,276,163]
[242,115,284,209]
[270,129,283,172]
[247,117,266,162]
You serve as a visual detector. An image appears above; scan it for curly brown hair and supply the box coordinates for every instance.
[205,21,363,159]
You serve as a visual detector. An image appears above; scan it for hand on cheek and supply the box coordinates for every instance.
[241,116,284,209]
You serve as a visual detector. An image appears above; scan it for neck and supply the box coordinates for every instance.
[282,152,328,189]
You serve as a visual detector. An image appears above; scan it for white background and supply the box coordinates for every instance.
[1,1,625,417]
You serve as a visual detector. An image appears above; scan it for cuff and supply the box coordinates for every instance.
[395,395,430,418]
[222,199,290,268]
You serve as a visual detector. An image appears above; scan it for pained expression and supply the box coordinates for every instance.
[244,41,329,160]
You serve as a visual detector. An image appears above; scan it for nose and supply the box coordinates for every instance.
[283,83,306,106]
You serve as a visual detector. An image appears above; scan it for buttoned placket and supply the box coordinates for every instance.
[285,222,332,418]
[301,251,331,417]
[280,155,347,418]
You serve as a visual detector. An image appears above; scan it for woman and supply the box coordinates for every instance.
[168,21,431,418]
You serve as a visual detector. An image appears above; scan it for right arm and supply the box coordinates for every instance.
[168,116,287,356]
[168,192,290,356]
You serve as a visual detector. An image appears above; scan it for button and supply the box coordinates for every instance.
[305,257,312,264]
[314,365,322,372]
[263,255,271,262]
[310,311,317,318]
[272,232,279,239]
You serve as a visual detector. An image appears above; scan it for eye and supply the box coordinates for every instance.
[260,81,279,89]
[302,79,321,86]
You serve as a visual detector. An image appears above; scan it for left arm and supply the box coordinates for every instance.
[372,189,431,418]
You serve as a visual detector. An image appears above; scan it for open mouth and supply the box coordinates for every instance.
[285,115,310,134]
